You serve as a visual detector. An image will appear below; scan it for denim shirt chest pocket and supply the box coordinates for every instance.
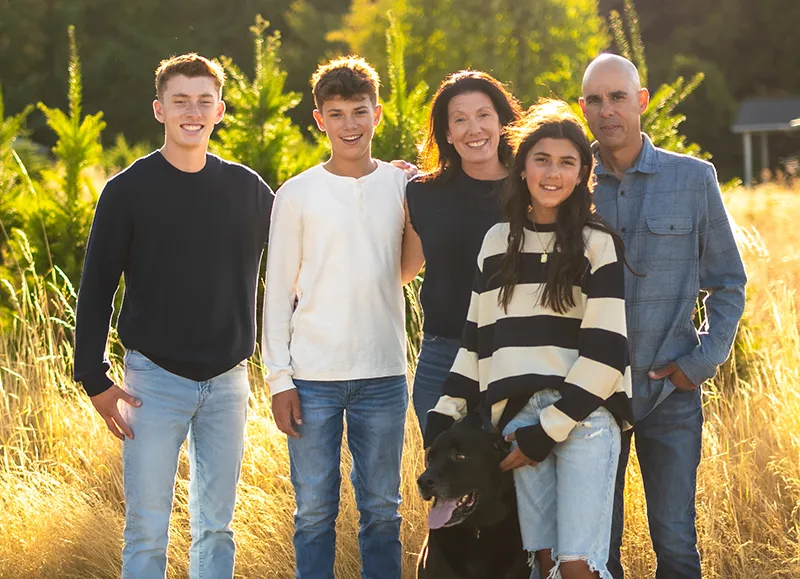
[644,215,694,270]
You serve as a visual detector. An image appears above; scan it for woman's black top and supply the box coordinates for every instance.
[406,168,505,339]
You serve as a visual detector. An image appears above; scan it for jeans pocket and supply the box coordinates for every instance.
[124,350,159,372]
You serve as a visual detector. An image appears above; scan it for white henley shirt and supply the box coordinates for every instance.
[262,161,408,395]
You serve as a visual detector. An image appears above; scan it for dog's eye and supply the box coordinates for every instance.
[450,450,467,461]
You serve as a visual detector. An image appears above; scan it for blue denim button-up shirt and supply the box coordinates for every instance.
[593,134,747,420]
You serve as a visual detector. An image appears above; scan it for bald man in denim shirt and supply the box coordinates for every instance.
[579,54,746,578]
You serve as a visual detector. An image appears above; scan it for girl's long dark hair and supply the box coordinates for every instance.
[497,99,629,313]
[419,70,522,181]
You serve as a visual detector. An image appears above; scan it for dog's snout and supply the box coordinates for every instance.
[417,472,436,495]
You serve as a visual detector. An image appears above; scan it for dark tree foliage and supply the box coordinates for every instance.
[600,0,800,179]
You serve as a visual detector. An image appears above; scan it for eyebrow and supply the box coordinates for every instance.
[326,105,369,113]
[533,151,578,161]
[585,89,628,100]
[449,105,494,116]
[171,93,216,99]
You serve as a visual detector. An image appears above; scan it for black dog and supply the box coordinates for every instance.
[417,422,530,579]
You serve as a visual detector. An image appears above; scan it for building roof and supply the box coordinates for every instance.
[731,97,800,133]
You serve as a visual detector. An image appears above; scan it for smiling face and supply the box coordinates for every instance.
[313,94,381,165]
[579,59,649,155]
[446,91,503,174]
[153,74,225,152]
[523,137,585,224]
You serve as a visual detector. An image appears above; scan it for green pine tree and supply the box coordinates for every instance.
[212,15,326,188]
[0,84,34,291]
[33,25,106,283]
[371,11,429,164]
[609,0,709,159]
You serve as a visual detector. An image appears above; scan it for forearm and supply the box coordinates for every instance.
[677,283,746,385]
[517,237,628,461]
[400,196,425,284]
[679,166,748,385]
[261,290,297,396]
[73,185,129,396]
[261,191,302,395]
[74,285,117,396]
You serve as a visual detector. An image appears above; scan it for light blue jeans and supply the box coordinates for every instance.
[412,332,461,434]
[288,375,408,579]
[503,389,621,579]
[121,350,250,579]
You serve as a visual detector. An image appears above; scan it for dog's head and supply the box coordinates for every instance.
[418,422,513,530]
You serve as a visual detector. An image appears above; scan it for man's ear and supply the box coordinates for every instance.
[638,87,650,114]
[312,108,326,132]
[214,100,226,125]
[373,102,383,127]
[153,99,164,124]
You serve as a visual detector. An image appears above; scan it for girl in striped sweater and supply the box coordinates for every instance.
[424,100,633,579]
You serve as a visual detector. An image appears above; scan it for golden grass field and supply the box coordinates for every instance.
[1,182,800,578]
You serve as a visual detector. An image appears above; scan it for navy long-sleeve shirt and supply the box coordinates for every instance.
[406,169,505,339]
[73,151,274,396]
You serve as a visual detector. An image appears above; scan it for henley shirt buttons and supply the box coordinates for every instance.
[620,190,625,196]
[621,227,627,233]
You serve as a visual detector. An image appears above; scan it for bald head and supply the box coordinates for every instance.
[579,53,649,160]
[582,54,641,95]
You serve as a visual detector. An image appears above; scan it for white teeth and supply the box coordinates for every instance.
[541,185,560,191]
[342,135,361,142]
[466,139,488,148]
[182,125,203,132]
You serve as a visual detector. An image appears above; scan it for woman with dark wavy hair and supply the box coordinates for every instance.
[403,70,522,434]
[424,100,634,579]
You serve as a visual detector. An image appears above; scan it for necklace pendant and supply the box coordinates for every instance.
[541,253,548,263]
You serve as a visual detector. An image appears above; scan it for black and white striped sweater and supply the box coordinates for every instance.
[424,220,634,462]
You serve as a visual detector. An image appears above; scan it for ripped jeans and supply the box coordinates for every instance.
[503,389,621,579]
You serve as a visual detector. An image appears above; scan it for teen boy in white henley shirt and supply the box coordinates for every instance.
[262,56,417,579]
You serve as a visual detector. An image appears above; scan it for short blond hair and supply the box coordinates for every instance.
[154,53,225,100]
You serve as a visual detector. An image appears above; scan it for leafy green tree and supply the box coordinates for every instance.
[100,134,151,176]
[371,12,429,164]
[0,0,298,147]
[31,25,106,284]
[608,0,708,158]
[281,0,351,128]
[0,84,34,280]
[333,0,609,105]
[212,16,326,188]
[601,0,800,179]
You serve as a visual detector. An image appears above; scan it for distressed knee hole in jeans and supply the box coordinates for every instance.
[584,427,605,440]
[546,554,613,579]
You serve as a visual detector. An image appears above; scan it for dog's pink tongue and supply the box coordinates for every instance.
[428,499,459,529]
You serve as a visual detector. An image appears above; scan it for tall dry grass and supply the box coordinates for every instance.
[1,183,799,578]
